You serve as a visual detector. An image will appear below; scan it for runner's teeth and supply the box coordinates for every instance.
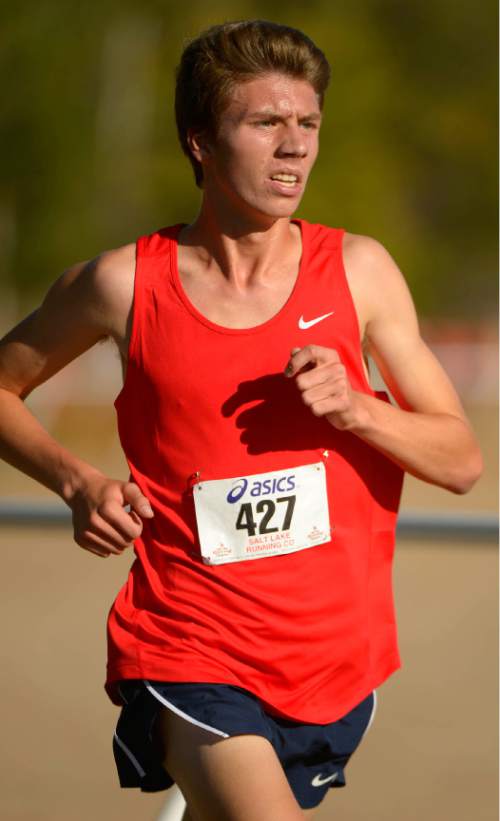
[271,174,298,183]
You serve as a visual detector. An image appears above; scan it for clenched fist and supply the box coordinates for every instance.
[68,472,154,558]
[285,345,363,431]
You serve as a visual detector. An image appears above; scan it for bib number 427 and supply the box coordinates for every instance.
[193,462,330,564]
[235,495,296,537]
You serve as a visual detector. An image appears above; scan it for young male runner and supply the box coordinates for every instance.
[0,20,482,821]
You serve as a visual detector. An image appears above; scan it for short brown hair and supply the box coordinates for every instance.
[175,20,331,187]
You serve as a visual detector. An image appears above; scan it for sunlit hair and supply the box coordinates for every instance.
[175,20,331,187]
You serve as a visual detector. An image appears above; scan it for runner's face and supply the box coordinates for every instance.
[201,73,322,220]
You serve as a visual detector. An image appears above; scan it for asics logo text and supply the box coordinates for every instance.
[226,474,295,504]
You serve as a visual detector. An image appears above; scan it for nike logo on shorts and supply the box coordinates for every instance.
[298,311,334,329]
[311,771,339,787]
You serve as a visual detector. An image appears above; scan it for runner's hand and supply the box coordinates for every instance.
[285,345,362,431]
[68,473,154,558]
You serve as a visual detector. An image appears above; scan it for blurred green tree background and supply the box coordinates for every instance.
[1,0,497,318]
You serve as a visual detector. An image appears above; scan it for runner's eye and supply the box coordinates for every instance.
[254,118,279,128]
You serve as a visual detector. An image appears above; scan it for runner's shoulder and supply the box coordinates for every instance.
[80,242,136,309]
[341,231,407,294]
[342,231,393,270]
[50,242,136,338]
[339,231,413,337]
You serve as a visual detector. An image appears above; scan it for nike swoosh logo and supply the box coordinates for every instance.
[298,311,334,330]
[311,771,339,787]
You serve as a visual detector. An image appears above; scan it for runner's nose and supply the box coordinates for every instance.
[276,123,307,158]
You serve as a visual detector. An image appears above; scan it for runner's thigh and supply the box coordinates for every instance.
[158,707,306,821]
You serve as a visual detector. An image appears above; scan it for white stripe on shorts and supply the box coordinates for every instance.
[359,690,377,743]
[144,681,230,739]
[114,731,146,778]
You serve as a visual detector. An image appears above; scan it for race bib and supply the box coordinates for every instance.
[193,462,331,565]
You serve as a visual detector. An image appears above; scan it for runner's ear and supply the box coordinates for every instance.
[187,129,211,161]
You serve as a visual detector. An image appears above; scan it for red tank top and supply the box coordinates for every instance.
[106,220,404,723]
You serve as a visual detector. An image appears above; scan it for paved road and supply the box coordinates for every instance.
[1,527,497,821]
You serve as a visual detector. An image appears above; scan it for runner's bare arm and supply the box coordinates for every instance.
[286,235,483,494]
[0,244,154,557]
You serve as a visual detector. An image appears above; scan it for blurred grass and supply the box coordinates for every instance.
[1,0,497,318]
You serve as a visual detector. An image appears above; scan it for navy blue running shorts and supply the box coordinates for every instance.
[113,680,376,810]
